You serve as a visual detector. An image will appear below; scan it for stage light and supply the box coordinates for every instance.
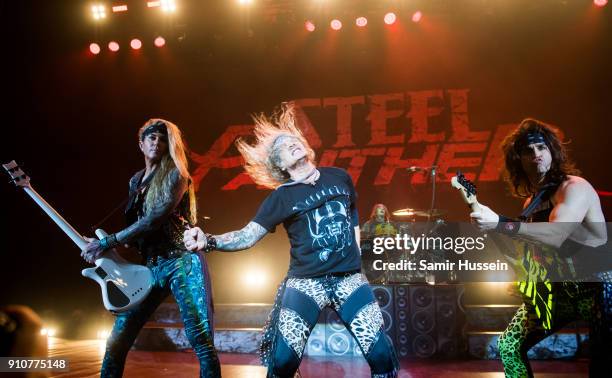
[41,327,56,337]
[412,11,422,23]
[356,17,367,27]
[130,38,142,50]
[112,4,128,13]
[486,282,509,287]
[305,20,315,32]
[91,4,107,20]
[243,270,266,286]
[238,0,253,4]
[384,12,396,25]
[154,36,166,47]
[594,0,608,6]
[330,19,342,31]
[160,0,176,12]
[147,1,161,7]
[89,43,101,54]
[96,329,110,340]
[108,41,120,52]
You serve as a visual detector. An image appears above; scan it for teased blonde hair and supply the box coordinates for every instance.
[236,104,315,189]
[138,119,197,223]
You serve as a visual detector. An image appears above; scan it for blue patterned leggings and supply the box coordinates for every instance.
[101,252,220,378]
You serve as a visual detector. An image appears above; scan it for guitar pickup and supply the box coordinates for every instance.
[95,266,108,279]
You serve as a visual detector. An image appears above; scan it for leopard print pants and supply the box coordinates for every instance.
[263,272,398,377]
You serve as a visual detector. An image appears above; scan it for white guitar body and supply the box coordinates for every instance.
[81,230,154,313]
[3,160,153,313]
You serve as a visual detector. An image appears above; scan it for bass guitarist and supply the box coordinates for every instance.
[81,119,220,377]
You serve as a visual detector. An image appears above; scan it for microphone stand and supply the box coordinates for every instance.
[428,166,437,225]
[405,165,439,284]
[426,166,437,285]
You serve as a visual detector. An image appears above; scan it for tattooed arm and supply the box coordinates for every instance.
[215,222,268,251]
[82,168,187,263]
[115,168,187,244]
[183,221,268,252]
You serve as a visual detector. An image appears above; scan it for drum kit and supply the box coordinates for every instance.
[360,164,459,284]
[360,208,449,285]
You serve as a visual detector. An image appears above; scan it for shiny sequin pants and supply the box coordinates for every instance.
[101,253,220,378]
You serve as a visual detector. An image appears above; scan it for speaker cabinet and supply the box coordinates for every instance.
[306,284,466,358]
[374,284,465,358]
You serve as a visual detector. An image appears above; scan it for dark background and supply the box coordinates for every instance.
[1,0,611,330]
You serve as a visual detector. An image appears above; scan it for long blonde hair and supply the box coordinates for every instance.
[138,119,197,223]
[236,104,315,189]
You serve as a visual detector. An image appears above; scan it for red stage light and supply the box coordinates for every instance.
[130,38,142,50]
[594,0,608,7]
[154,36,166,47]
[412,11,422,23]
[356,17,367,27]
[108,41,120,52]
[305,20,315,32]
[330,19,342,31]
[384,12,396,25]
[89,43,101,55]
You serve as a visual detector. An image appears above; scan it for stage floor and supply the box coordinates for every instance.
[47,338,589,377]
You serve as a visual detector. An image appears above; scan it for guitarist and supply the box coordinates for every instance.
[469,118,610,377]
[80,119,220,378]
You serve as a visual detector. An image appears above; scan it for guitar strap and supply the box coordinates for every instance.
[518,183,558,221]
[90,167,159,233]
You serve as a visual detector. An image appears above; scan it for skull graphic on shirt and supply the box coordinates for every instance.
[307,200,353,262]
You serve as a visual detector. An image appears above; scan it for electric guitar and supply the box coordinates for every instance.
[3,160,153,313]
[451,171,555,329]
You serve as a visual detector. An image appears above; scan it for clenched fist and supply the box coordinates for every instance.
[184,227,207,251]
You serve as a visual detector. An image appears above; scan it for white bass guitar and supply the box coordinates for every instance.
[3,160,153,312]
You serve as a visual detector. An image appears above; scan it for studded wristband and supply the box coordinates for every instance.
[496,215,521,236]
[99,234,119,251]
[203,234,217,253]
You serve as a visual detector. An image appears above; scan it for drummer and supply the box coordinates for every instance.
[361,204,398,238]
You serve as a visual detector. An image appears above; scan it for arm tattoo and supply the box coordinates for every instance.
[215,221,268,251]
[116,168,187,244]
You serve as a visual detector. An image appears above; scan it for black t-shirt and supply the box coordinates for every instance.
[253,167,361,278]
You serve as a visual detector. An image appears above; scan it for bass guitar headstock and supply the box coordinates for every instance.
[3,160,31,188]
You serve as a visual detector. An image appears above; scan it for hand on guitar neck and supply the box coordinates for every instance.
[451,172,520,260]
[451,172,500,232]
[81,237,109,264]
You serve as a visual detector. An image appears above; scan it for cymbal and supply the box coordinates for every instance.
[392,208,446,218]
